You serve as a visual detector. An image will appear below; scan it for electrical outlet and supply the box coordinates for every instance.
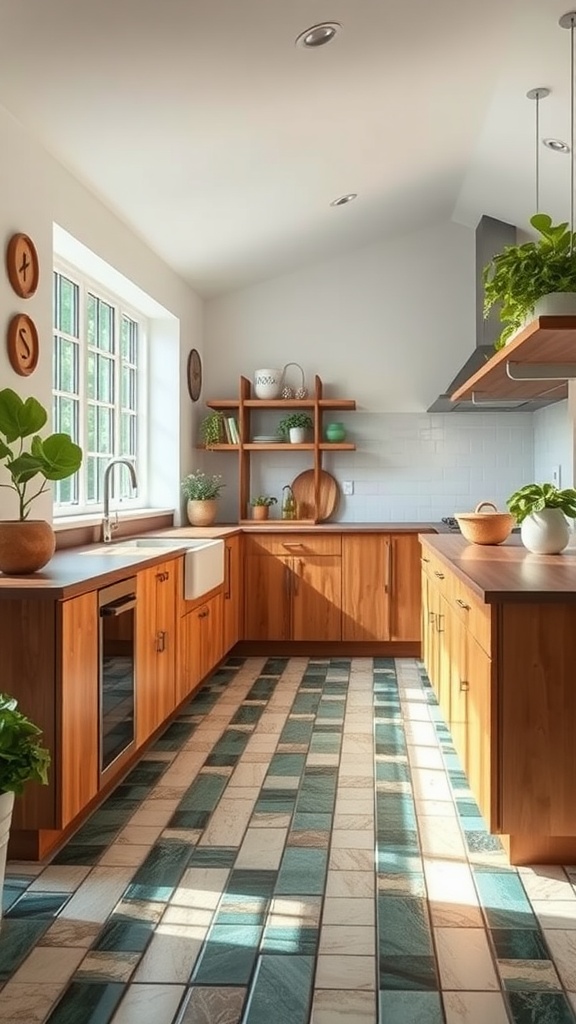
[552,465,561,487]
[342,480,354,496]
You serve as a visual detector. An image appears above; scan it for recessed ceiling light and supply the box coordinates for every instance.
[543,137,570,152]
[330,194,357,207]
[295,22,341,49]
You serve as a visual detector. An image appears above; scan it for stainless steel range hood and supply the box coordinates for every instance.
[428,215,561,412]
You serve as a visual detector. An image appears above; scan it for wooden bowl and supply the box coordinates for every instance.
[455,501,515,545]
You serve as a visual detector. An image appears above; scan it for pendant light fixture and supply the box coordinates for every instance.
[527,87,550,213]
[560,11,576,252]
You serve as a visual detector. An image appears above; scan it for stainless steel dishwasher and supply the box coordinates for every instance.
[98,578,137,782]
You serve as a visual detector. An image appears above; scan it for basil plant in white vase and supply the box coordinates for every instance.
[507,483,576,554]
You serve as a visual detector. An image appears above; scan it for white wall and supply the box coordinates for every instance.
[0,105,202,523]
[205,222,535,521]
[534,400,574,490]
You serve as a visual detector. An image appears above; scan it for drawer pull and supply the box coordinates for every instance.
[421,556,430,563]
[283,542,305,549]
[460,680,469,692]
[198,608,209,619]
[434,570,445,580]
[455,598,470,610]
[428,611,435,624]
[436,613,445,633]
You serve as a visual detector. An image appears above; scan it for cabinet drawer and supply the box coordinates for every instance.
[421,549,451,598]
[450,577,491,655]
[245,533,341,556]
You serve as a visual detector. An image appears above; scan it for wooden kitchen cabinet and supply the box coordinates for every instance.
[342,533,422,642]
[180,591,224,699]
[136,558,178,745]
[223,534,242,652]
[59,591,99,828]
[243,534,342,641]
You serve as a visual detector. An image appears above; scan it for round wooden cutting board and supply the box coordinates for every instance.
[291,469,340,521]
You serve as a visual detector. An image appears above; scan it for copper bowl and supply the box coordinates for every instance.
[455,501,515,545]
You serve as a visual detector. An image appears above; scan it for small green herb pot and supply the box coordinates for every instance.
[325,422,346,443]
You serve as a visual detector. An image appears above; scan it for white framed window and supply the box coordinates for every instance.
[52,260,148,516]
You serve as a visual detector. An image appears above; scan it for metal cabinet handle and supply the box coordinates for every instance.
[384,541,391,593]
[293,559,303,596]
[455,598,470,610]
[155,630,167,653]
[434,570,445,580]
[284,564,291,598]
[198,607,209,619]
[436,613,445,633]
[460,680,469,692]
[224,544,231,600]
[428,611,435,624]
[422,556,430,563]
[283,542,305,550]
[156,571,170,583]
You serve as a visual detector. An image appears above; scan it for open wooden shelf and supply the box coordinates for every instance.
[239,518,316,526]
[451,316,576,403]
[203,374,357,522]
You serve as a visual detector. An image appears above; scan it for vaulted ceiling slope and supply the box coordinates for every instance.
[0,0,573,295]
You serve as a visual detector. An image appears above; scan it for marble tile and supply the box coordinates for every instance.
[319,924,375,956]
[199,796,258,846]
[109,983,186,1024]
[179,986,245,1024]
[169,868,230,911]
[333,813,374,831]
[0,982,67,1023]
[323,897,375,926]
[38,920,101,948]
[99,845,151,868]
[311,989,376,1024]
[267,896,323,929]
[315,954,375,990]
[530,900,576,930]
[235,828,287,870]
[435,927,499,990]
[498,958,562,991]
[329,848,375,871]
[9,944,86,985]
[287,831,330,848]
[58,867,134,925]
[542,930,576,990]
[506,991,576,1024]
[325,871,375,898]
[443,991,511,1024]
[331,829,374,850]
[116,825,164,846]
[251,812,293,829]
[26,866,91,893]
[378,991,444,1024]
[133,923,206,984]
[76,950,141,983]
[518,866,576,902]
[228,762,269,787]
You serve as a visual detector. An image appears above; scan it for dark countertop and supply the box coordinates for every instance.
[0,522,450,600]
[420,533,576,603]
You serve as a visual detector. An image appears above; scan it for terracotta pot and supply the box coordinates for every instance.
[0,791,14,925]
[251,505,269,521]
[186,499,218,527]
[0,520,56,574]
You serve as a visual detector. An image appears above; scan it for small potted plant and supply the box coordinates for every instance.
[507,482,576,554]
[0,388,83,574]
[249,495,277,521]
[181,470,225,527]
[277,412,313,444]
[0,694,50,920]
[484,213,576,350]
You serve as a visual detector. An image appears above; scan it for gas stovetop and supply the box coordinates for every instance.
[441,517,460,532]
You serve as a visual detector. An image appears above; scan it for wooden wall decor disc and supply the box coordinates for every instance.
[6,233,40,298]
[7,313,40,376]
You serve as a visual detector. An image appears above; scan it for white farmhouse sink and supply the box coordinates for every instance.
[83,537,225,600]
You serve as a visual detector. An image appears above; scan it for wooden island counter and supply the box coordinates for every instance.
[420,533,576,865]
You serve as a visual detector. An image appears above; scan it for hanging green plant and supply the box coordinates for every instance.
[199,411,225,447]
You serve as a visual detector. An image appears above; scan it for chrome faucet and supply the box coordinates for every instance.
[102,458,138,543]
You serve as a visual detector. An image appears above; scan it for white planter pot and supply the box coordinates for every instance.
[521,508,570,554]
[0,791,15,925]
[534,292,576,317]
[254,368,284,400]
[289,427,307,444]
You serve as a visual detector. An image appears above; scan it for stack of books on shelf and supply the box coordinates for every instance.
[223,416,240,444]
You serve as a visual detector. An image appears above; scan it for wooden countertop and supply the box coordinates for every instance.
[420,534,576,603]
[0,523,447,599]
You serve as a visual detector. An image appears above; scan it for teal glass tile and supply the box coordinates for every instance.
[211,666,239,682]
[262,658,289,676]
[459,816,488,833]
[224,656,245,667]
[448,768,470,790]
[254,791,296,815]
[275,848,327,896]
[377,872,426,897]
[187,847,237,868]
[188,692,220,714]
[315,702,344,719]
[379,990,444,1024]
[491,929,550,960]
[377,896,433,956]
[192,925,262,984]
[214,894,268,925]
[123,839,193,902]
[474,870,537,930]
[261,926,319,955]
[296,788,335,814]
[455,798,482,817]
[6,892,70,918]
[379,954,438,991]
[123,760,167,785]
[226,870,277,899]
[231,704,264,725]
[247,679,277,700]
[243,954,314,1024]
[376,796,416,830]
[292,812,332,832]
[179,772,228,811]
[269,753,306,777]
[153,720,195,750]
[168,809,210,830]
[205,729,250,767]
[94,917,154,953]
[291,694,322,714]
[309,733,341,754]
[466,830,505,853]
[374,657,396,670]
[377,849,423,874]
[2,881,29,913]
[52,844,108,866]
[71,822,123,847]
[280,720,314,744]
[44,982,125,1023]
[376,761,411,783]
[322,682,348,694]
[0,919,50,979]
[506,991,576,1023]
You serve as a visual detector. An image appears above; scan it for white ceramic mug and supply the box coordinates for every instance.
[254,368,284,399]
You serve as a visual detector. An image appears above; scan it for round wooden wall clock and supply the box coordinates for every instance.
[187,348,202,401]
[6,233,40,298]
[7,313,39,376]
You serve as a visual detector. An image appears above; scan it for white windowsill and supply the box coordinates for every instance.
[53,508,175,533]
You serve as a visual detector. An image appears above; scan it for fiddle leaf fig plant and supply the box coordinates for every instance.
[506,482,576,524]
[484,213,576,350]
[0,389,83,521]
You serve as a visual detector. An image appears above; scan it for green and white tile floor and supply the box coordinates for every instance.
[2,656,576,1024]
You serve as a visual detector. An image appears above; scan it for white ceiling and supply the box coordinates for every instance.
[0,0,575,295]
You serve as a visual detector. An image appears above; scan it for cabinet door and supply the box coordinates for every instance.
[390,534,422,641]
[60,591,99,828]
[292,555,342,641]
[136,560,176,746]
[180,593,225,699]
[341,535,390,641]
[223,535,242,652]
[203,592,224,675]
[465,633,494,828]
[244,554,291,640]
[448,610,467,769]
